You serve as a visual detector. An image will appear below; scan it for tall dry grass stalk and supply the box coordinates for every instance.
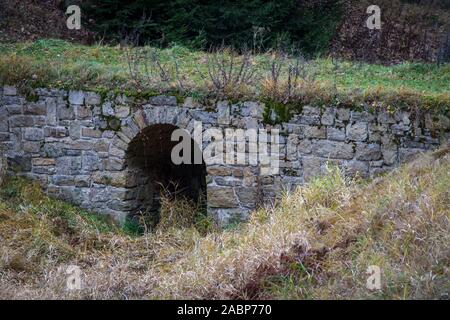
[0,147,448,299]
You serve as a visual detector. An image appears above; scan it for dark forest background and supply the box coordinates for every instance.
[81,0,344,55]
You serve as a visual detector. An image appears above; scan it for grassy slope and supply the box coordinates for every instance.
[0,148,448,299]
[0,39,449,111]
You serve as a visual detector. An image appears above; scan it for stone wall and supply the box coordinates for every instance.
[1,85,448,226]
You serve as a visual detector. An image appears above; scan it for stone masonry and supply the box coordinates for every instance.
[1,85,449,226]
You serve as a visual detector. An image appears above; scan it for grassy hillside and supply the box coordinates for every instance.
[0,39,449,113]
[0,147,448,299]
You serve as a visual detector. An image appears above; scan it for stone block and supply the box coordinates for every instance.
[303,125,326,139]
[32,158,55,166]
[207,166,232,176]
[217,101,231,125]
[207,186,238,208]
[346,122,367,141]
[321,107,336,125]
[5,104,22,115]
[9,115,35,127]
[81,127,102,138]
[85,92,101,105]
[3,85,17,96]
[355,143,382,161]
[302,156,323,181]
[58,105,75,120]
[378,111,396,124]
[45,98,57,125]
[148,95,177,106]
[24,102,46,115]
[312,140,354,159]
[23,141,41,153]
[344,160,369,177]
[55,156,82,174]
[327,127,346,141]
[7,156,31,172]
[75,105,92,119]
[24,127,44,141]
[236,187,257,208]
[336,108,350,121]
[102,102,115,116]
[68,90,85,105]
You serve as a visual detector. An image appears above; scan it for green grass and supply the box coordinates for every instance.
[0,176,119,235]
[0,39,449,112]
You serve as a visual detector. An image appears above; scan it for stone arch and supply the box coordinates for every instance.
[110,106,207,226]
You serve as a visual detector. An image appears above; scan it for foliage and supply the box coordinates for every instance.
[83,0,344,55]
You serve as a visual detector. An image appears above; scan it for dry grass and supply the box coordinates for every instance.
[0,147,449,299]
[1,39,449,113]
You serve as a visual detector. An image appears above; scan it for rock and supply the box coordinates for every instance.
[321,107,336,125]
[302,156,323,181]
[207,186,238,208]
[9,115,35,127]
[56,156,82,174]
[303,125,326,139]
[207,166,232,176]
[344,160,369,177]
[183,97,202,109]
[399,148,424,163]
[92,172,136,188]
[3,85,17,96]
[57,105,75,120]
[148,95,177,106]
[327,127,346,141]
[212,208,249,228]
[46,98,57,125]
[378,111,396,124]
[32,158,55,166]
[346,122,367,141]
[351,111,375,122]
[312,140,354,159]
[7,156,31,172]
[240,101,263,118]
[24,128,44,141]
[102,101,115,116]
[115,105,130,118]
[236,187,257,208]
[68,90,85,105]
[355,143,382,161]
[24,102,46,115]
[381,135,398,165]
[298,139,312,154]
[85,92,101,105]
[336,108,350,121]
[217,101,230,125]
[81,127,102,138]
[82,152,100,171]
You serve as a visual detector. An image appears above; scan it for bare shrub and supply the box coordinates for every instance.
[125,46,185,92]
[261,50,317,103]
[157,184,201,232]
[195,47,259,99]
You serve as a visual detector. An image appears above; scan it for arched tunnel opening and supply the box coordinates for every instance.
[125,124,207,229]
